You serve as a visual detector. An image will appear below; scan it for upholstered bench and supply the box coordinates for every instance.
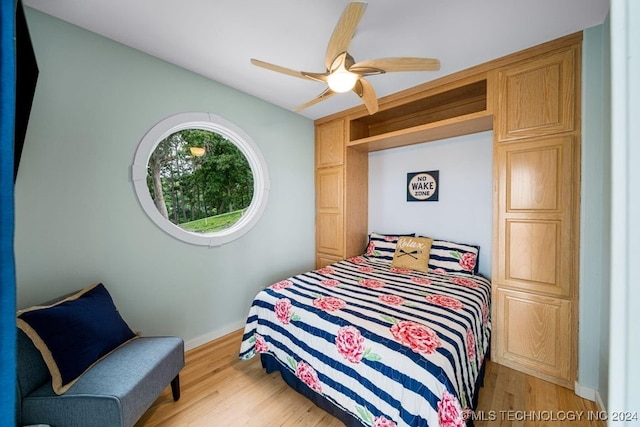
[16,284,185,427]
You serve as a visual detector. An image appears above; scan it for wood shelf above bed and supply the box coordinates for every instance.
[346,77,492,152]
[347,110,493,152]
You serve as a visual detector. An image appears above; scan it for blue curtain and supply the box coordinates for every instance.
[0,0,17,424]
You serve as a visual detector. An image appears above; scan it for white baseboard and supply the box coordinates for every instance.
[184,320,246,351]
[574,381,607,413]
[595,390,606,412]
[574,381,597,401]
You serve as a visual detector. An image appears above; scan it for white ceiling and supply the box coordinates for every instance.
[23,0,609,120]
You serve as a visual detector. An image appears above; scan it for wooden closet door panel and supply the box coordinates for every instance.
[507,145,561,211]
[316,166,344,256]
[506,220,560,286]
[496,48,576,141]
[316,213,344,255]
[316,120,345,168]
[317,167,344,211]
[494,289,572,386]
[495,136,575,297]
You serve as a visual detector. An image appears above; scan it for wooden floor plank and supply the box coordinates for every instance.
[136,329,603,427]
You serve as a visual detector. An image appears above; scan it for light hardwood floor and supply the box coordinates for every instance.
[136,329,604,427]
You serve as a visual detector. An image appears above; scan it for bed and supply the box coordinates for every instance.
[239,234,491,427]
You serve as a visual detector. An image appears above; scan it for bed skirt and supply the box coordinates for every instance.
[260,352,488,427]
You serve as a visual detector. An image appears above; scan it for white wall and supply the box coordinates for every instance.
[368,131,493,278]
[608,0,640,421]
[16,9,315,349]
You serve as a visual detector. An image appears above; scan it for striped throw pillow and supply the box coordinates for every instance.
[428,239,480,275]
[364,232,415,263]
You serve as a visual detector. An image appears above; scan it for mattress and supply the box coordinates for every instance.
[239,255,491,426]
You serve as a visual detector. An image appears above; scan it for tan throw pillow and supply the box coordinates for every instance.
[391,236,433,272]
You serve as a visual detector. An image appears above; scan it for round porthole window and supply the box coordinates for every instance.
[131,112,270,247]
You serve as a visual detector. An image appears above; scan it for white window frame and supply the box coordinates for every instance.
[131,112,270,247]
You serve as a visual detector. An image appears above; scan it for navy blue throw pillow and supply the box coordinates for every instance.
[17,283,137,394]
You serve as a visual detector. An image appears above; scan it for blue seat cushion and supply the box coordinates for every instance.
[21,336,184,427]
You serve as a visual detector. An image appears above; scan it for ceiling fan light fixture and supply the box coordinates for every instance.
[327,69,358,93]
[250,2,439,114]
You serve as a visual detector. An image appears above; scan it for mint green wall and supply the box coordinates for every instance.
[578,20,611,404]
[15,8,315,348]
[596,15,610,410]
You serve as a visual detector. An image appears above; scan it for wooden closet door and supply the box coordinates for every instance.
[495,136,576,297]
[492,41,580,389]
[316,120,344,168]
[495,288,572,380]
[315,118,368,268]
[316,166,344,257]
[493,135,578,387]
[496,47,576,141]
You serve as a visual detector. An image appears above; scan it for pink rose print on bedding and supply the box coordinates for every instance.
[366,241,376,255]
[466,328,476,360]
[390,267,412,274]
[313,296,346,312]
[335,325,365,363]
[335,326,381,363]
[358,266,374,273]
[390,320,441,355]
[270,279,292,290]
[411,277,432,285]
[425,294,464,310]
[254,334,269,353]
[359,279,385,289]
[482,302,489,325]
[320,279,341,288]
[274,298,299,324]
[356,406,396,426]
[378,294,405,306]
[294,360,323,393]
[437,390,465,427]
[459,252,477,272]
[384,236,397,242]
[349,256,366,264]
[373,416,397,427]
[432,268,448,275]
[316,267,335,275]
[450,277,479,288]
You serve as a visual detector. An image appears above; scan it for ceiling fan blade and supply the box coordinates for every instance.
[251,58,328,83]
[325,2,367,70]
[300,72,329,83]
[353,78,378,115]
[294,88,336,112]
[350,57,441,73]
[251,58,308,80]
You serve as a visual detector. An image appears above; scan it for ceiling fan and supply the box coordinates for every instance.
[250,1,440,115]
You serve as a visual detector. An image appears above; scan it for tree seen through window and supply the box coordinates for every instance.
[146,129,254,233]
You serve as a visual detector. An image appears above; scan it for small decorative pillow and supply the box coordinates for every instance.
[16,283,137,394]
[428,239,480,275]
[391,236,433,272]
[365,232,416,263]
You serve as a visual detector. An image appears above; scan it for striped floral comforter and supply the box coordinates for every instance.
[239,256,491,427]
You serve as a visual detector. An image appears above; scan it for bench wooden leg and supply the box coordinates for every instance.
[171,374,180,401]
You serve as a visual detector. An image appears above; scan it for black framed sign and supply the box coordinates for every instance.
[407,170,439,202]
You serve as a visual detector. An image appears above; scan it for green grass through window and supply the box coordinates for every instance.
[179,209,246,233]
